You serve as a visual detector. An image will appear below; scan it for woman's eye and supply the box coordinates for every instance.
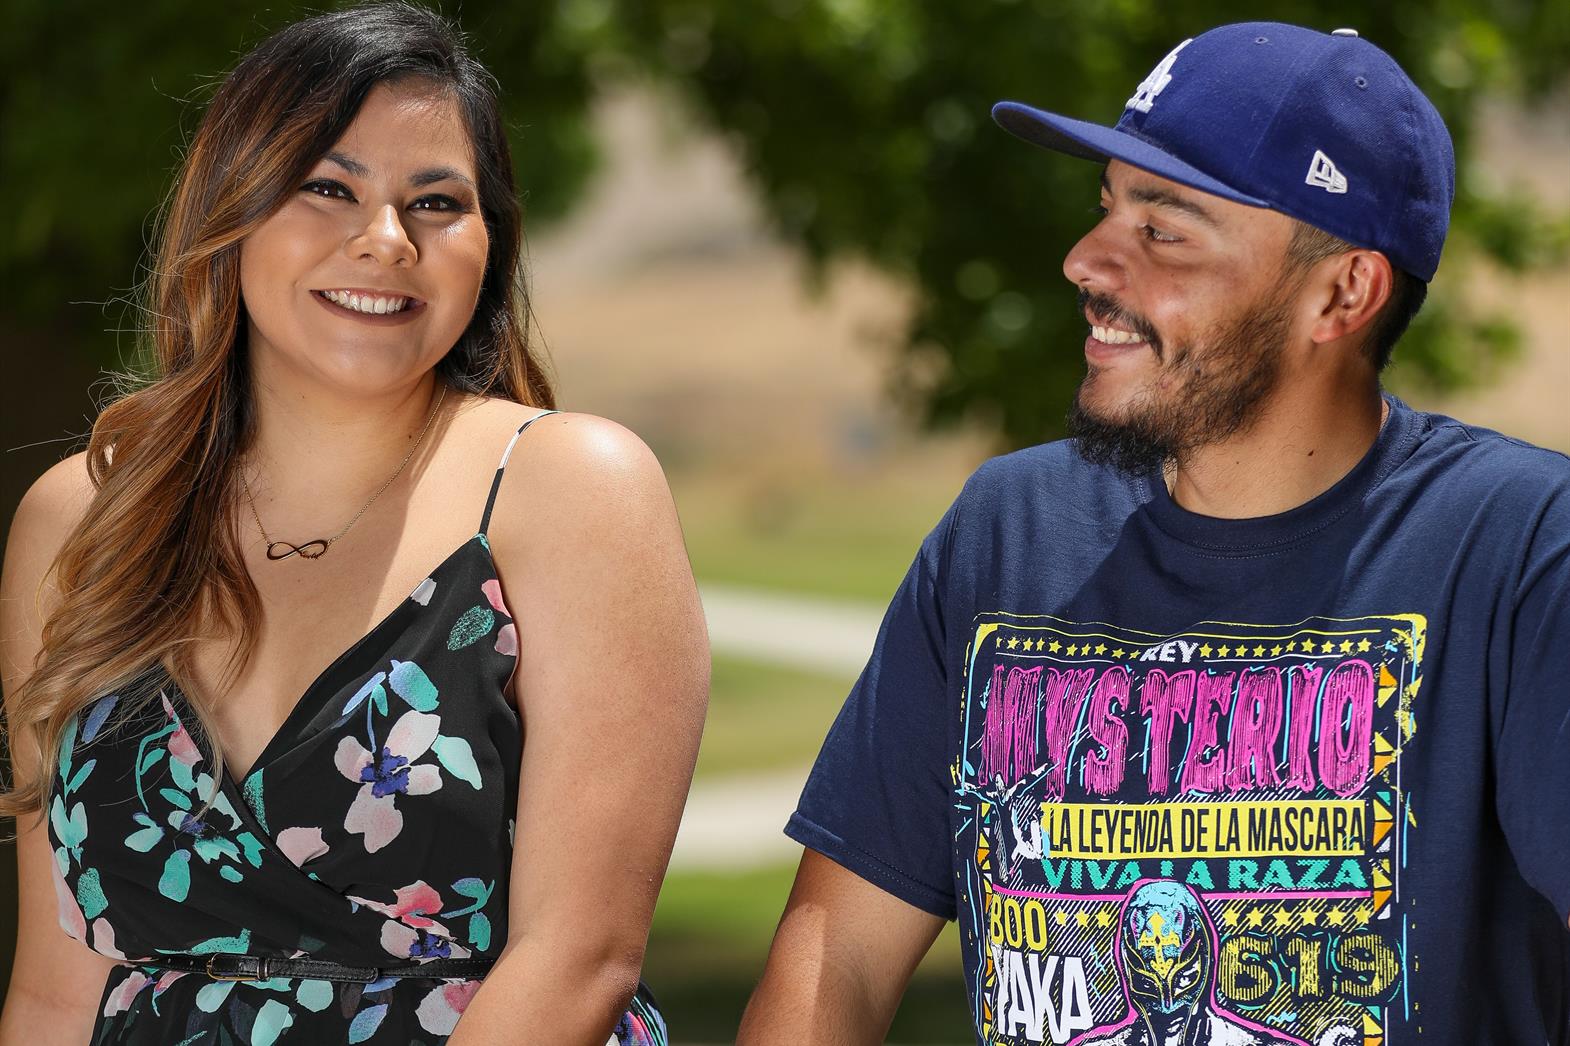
[411,194,465,213]
[302,179,353,201]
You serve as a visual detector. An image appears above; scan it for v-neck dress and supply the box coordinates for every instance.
[45,413,668,1045]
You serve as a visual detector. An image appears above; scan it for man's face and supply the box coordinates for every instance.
[1061,160,1307,473]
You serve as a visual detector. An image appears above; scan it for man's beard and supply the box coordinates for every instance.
[1067,287,1294,476]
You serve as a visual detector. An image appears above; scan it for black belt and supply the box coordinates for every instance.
[136,953,497,983]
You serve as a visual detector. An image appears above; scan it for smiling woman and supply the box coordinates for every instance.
[0,4,706,1046]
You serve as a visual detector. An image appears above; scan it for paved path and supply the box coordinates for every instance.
[667,584,881,871]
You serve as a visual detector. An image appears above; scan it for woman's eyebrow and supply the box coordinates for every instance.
[322,151,476,191]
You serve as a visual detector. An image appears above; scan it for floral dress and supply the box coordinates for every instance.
[46,413,668,1045]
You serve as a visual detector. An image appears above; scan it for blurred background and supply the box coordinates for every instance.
[2,1,1567,1041]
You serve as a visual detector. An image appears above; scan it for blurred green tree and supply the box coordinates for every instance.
[603,0,1570,445]
[3,1,1567,447]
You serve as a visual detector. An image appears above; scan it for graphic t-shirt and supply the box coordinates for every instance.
[788,395,1570,1046]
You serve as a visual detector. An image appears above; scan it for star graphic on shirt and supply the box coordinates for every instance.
[1048,640,1062,653]
[1222,909,1240,927]
[1007,636,1020,649]
[1112,648,1125,658]
[1300,905,1321,926]
[1271,645,1283,656]
[1355,906,1373,924]
[1096,909,1113,928]
[1358,638,1373,652]
[1094,643,1107,655]
[1325,907,1346,925]
[1066,645,1079,656]
[1218,645,1232,657]
[1273,908,1293,928]
[1253,645,1266,657]
[1054,909,1069,926]
[1198,644,1213,658]
[1246,909,1265,928]
[1287,640,1299,652]
[1075,911,1091,927]
[1340,639,1355,653]
[1301,638,1316,652]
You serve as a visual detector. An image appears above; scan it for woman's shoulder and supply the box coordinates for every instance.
[460,399,674,552]
[5,451,96,575]
[460,396,664,491]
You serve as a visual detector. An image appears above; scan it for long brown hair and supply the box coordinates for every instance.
[1,1,553,824]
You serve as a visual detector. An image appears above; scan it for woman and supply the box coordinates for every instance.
[0,3,708,1044]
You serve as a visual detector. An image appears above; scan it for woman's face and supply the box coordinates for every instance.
[239,79,489,399]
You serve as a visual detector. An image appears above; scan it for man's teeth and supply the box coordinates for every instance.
[321,290,411,315]
[1092,324,1146,345]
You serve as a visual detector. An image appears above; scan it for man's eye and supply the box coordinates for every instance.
[1091,204,1109,218]
[1142,223,1181,244]
[301,179,353,201]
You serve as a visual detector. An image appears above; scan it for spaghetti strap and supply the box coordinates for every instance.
[478,410,560,535]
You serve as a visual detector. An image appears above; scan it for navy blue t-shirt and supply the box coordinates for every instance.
[788,395,1570,1045]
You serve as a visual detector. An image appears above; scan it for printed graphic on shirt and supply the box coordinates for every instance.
[953,613,1423,1046]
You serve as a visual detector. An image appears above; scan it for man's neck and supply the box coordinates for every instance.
[1166,384,1387,520]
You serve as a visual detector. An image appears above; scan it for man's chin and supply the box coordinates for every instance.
[1065,396,1174,476]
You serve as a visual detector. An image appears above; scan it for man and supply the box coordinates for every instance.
[738,21,1570,1046]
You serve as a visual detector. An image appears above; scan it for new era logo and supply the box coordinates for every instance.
[1126,39,1192,114]
[1306,150,1348,194]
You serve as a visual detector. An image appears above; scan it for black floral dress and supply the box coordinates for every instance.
[45,413,667,1044]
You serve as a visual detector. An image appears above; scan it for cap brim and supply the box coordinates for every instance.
[991,101,1272,210]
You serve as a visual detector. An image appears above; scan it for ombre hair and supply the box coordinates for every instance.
[1,1,553,823]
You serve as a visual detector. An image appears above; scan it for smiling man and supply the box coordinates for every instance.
[738,22,1570,1046]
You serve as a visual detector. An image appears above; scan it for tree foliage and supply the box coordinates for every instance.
[4,0,1567,446]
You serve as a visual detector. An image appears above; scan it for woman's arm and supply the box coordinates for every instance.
[447,414,709,1046]
[0,454,121,1044]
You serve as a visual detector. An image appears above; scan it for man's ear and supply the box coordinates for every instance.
[1308,249,1394,347]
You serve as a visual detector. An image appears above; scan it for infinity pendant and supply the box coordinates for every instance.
[266,539,330,561]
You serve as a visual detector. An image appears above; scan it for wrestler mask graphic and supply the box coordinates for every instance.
[1118,881,1211,1016]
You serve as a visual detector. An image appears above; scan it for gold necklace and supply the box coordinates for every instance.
[241,384,447,561]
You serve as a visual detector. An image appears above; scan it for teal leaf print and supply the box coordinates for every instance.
[388,659,439,711]
[250,998,295,1046]
[50,796,87,849]
[187,929,251,954]
[237,832,265,868]
[468,911,492,951]
[242,773,267,833]
[160,786,192,811]
[168,752,196,792]
[56,716,77,786]
[451,877,491,903]
[446,606,495,651]
[348,1003,389,1043]
[159,850,191,902]
[432,735,482,789]
[76,867,108,919]
[219,865,244,883]
[343,672,387,716]
[138,746,166,776]
[295,979,334,1012]
[82,694,118,742]
[193,836,240,863]
[195,979,235,1013]
[125,813,164,852]
[65,758,96,796]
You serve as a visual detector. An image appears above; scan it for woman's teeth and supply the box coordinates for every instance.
[320,290,411,315]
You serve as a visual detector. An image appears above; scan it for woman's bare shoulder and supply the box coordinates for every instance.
[4,451,96,591]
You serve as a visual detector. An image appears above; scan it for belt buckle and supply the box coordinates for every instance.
[206,954,264,981]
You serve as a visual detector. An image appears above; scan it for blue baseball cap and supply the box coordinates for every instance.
[992,22,1455,281]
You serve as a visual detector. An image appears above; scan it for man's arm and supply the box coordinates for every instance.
[738,849,946,1045]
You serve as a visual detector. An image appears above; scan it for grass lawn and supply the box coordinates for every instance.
[671,466,967,604]
[694,654,855,778]
[645,864,975,1044]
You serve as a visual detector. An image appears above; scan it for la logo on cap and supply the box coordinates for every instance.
[1125,39,1192,113]
[1305,150,1348,194]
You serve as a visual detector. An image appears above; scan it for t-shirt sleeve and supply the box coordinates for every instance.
[1495,485,1570,925]
[784,501,959,920]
